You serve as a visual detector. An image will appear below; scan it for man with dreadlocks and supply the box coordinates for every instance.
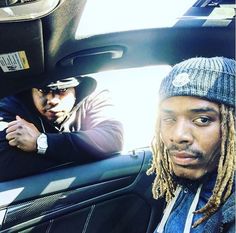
[147,57,235,233]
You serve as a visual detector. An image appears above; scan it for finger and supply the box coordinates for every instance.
[6,131,20,141]
[16,115,22,121]
[6,123,21,134]
[8,138,18,147]
[16,115,26,123]
[9,139,25,151]
[7,116,24,129]
[16,115,28,124]
[6,120,18,129]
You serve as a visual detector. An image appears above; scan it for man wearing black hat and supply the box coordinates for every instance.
[147,57,235,233]
[0,76,123,181]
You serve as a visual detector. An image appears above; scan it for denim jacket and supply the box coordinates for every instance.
[154,176,235,233]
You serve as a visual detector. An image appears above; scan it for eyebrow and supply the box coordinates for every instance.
[161,107,219,114]
[189,107,219,114]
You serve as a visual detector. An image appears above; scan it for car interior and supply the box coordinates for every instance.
[0,0,235,232]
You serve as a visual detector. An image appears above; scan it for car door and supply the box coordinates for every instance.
[0,149,164,233]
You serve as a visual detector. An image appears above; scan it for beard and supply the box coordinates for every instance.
[170,170,217,191]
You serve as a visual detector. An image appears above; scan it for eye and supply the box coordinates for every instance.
[161,116,175,124]
[37,89,48,94]
[194,116,212,126]
[59,88,68,93]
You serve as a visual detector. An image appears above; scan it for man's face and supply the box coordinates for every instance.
[159,96,221,180]
[32,87,76,124]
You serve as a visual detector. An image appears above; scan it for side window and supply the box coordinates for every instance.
[0,65,170,182]
[91,65,171,151]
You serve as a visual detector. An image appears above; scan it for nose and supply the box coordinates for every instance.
[170,119,193,145]
[46,92,60,106]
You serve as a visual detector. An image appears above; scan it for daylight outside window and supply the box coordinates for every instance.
[76,0,198,37]
[90,65,172,151]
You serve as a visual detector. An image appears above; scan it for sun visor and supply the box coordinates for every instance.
[0,19,44,97]
[0,20,44,77]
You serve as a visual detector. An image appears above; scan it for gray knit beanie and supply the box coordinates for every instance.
[159,57,235,108]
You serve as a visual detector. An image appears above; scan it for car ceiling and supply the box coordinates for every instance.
[0,0,235,98]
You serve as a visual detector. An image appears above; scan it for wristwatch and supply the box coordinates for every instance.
[36,133,48,154]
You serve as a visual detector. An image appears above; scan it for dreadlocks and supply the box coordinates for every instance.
[147,103,235,228]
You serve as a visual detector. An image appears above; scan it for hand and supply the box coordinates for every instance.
[6,116,41,152]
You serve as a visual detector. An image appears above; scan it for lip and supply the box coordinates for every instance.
[46,110,57,114]
[45,110,62,117]
[170,151,199,166]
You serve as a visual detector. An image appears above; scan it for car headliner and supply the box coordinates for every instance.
[0,0,234,98]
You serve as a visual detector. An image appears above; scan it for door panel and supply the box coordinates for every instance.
[0,149,164,233]
[85,195,150,233]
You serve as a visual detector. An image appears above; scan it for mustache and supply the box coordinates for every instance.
[166,145,204,158]
[44,106,64,112]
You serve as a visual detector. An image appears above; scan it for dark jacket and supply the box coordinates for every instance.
[0,77,124,181]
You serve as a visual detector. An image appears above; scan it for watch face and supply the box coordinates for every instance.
[37,134,48,149]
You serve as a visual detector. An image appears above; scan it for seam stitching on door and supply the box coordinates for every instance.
[82,205,95,233]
